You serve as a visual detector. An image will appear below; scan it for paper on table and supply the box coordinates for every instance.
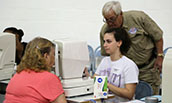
[120,100,145,103]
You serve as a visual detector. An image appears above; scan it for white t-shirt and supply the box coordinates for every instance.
[95,56,139,103]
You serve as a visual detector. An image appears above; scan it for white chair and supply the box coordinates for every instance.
[94,46,104,72]
[162,47,172,102]
[163,47,172,55]
[87,45,95,76]
[159,47,172,94]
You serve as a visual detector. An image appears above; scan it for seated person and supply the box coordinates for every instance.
[0,27,27,94]
[3,27,27,65]
[93,28,139,103]
[4,37,67,103]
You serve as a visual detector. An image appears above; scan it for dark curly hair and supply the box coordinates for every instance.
[104,28,131,55]
[3,27,24,42]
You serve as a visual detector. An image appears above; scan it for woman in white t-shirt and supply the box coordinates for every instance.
[94,28,139,103]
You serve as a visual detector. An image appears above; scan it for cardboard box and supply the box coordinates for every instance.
[93,76,108,99]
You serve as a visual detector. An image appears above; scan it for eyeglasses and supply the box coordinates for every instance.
[103,15,118,23]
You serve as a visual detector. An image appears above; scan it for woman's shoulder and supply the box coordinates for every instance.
[24,70,59,81]
[42,71,58,78]
[122,56,137,66]
[22,42,27,47]
[121,56,139,73]
[34,71,61,84]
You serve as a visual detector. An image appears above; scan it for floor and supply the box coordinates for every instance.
[0,94,5,103]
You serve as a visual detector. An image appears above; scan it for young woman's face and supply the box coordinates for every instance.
[103,33,121,55]
[45,47,55,68]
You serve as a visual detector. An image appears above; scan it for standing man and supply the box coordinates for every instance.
[100,1,163,95]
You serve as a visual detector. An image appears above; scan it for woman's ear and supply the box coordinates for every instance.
[117,40,122,47]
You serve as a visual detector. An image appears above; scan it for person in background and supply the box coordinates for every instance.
[94,28,139,103]
[100,1,163,95]
[4,37,67,103]
[0,27,27,95]
[3,27,27,65]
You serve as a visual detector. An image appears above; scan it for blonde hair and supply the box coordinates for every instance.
[17,37,55,73]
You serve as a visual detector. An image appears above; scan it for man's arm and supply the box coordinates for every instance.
[141,11,163,72]
[154,38,164,72]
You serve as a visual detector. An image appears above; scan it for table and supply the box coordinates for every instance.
[67,94,115,103]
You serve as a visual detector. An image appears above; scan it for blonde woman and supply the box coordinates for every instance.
[4,37,67,103]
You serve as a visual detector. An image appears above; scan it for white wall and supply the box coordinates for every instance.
[0,0,172,49]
